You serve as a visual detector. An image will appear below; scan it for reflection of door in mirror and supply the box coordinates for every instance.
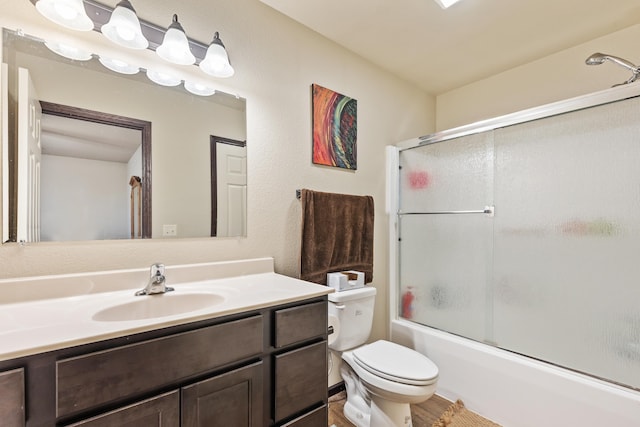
[26,102,152,241]
[210,135,246,237]
[17,68,42,242]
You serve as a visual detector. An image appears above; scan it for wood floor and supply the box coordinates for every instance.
[328,391,453,427]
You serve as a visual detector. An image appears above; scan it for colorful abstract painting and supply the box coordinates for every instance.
[312,84,357,170]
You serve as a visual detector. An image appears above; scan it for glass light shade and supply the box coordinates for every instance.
[199,33,234,78]
[44,41,92,61]
[146,69,181,87]
[101,0,148,50]
[99,57,139,75]
[156,15,195,65]
[35,0,94,31]
[184,81,216,96]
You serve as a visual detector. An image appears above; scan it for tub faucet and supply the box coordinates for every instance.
[135,263,175,296]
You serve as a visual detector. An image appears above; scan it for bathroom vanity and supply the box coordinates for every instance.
[0,258,331,426]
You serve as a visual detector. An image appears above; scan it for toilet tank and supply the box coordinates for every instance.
[328,286,376,351]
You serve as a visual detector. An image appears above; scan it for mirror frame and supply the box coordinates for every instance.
[38,101,152,238]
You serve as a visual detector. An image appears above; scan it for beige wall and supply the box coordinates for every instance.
[436,24,640,131]
[0,0,435,342]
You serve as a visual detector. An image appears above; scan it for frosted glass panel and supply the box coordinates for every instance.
[399,213,493,342]
[397,93,640,390]
[493,97,640,389]
[399,132,493,212]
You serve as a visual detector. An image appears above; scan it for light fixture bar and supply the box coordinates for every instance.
[29,0,209,63]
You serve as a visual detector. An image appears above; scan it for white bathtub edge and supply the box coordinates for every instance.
[391,319,640,427]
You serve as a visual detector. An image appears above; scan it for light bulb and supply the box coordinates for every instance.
[146,69,181,87]
[99,57,139,75]
[184,81,216,96]
[156,15,195,65]
[101,0,149,50]
[35,0,94,31]
[199,32,234,78]
[54,2,77,20]
[45,41,92,61]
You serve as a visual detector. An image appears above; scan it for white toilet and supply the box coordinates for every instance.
[328,286,439,427]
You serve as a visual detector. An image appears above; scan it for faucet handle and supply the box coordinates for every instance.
[150,263,165,277]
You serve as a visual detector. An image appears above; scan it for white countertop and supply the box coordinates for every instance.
[0,258,332,362]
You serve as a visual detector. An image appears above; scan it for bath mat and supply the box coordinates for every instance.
[431,400,502,427]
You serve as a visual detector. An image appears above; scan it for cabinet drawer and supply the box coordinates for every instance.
[64,390,179,427]
[0,368,25,427]
[279,405,327,427]
[273,340,327,422]
[274,301,327,348]
[57,315,263,418]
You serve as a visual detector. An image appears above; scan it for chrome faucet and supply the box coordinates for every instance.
[135,263,175,296]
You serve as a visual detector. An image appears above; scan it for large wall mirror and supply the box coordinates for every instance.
[1,28,247,242]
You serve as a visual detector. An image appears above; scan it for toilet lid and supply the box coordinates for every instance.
[352,340,438,386]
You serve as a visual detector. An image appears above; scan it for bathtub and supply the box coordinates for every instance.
[391,319,640,427]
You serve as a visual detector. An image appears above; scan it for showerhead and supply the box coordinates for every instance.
[585,52,607,65]
[585,52,640,86]
[585,52,638,71]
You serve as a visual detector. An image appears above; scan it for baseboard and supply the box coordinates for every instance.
[328,381,345,397]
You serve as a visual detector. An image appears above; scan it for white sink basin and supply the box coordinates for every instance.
[92,293,225,322]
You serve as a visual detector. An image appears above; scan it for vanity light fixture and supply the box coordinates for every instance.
[29,0,236,79]
[184,81,216,96]
[199,32,234,78]
[156,14,196,66]
[101,0,148,50]
[35,0,94,31]
[433,0,463,9]
[146,69,181,87]
[98,56,140,74]
[44,40,92,60]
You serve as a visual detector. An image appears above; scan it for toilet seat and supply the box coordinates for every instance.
[352,340,438,386]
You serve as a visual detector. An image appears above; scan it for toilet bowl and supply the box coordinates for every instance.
[328,286,439,427]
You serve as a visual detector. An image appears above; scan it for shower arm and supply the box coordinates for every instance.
[614,72,639,87]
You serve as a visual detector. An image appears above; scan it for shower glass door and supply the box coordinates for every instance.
[398,132,494,343]
[492,98,640,389]
[398,94,640,389]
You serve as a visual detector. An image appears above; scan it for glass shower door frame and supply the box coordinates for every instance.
[389,82,640,325]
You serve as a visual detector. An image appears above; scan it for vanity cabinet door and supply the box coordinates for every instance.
[279,405,327,427]
[181,361,263,427]
[273,340,327,422]
[64,391,179,427]
[0,368,25,427]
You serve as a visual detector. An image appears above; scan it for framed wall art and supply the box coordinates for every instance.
[311,84,357,170]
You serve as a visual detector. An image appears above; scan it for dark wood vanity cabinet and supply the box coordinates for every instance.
[181,362,263,426]
[272,301,328,424]
[0,368,25,427]
[0,296,327,427]
[65,391,180,427]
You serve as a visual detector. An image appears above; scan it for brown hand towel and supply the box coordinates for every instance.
[299,189,374,285]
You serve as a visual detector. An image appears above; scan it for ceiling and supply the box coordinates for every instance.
[259,0,640,95]
[41,114,141,163]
